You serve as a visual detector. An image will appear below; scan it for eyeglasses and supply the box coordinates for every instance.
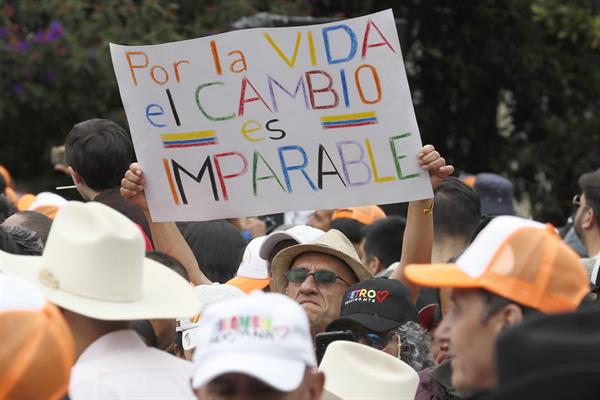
[573,194,582,207]
[285,268,351,286]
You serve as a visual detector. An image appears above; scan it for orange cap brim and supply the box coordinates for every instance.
[16,194,36,211]
[404,263,482,289]
[226,276,270,294]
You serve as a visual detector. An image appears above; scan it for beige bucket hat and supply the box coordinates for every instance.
[270,229,372,293]
[0,201,200,320]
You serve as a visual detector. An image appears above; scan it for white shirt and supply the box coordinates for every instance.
[69,330,195,400]
[591,253,599,286]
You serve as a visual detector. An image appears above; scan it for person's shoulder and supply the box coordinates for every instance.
[145,346,194,371]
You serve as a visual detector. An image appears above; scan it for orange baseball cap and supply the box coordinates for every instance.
[405,216,590,314]
[17,193,36,211]
[332,205,386,225]
[0,273,75,400]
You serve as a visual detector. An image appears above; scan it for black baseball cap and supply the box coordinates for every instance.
[326,278,418,333]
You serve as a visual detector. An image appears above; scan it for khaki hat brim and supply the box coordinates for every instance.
[404,263,482,289]
[270,243,373,293]
[0,251,201,320]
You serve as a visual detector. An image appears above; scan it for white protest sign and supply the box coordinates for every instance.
[110,9,432,222]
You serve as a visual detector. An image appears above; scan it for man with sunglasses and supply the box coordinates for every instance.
[270,228,373,338]
[324,278,433,371]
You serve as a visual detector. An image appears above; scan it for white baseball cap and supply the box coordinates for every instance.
[227,236,270,293]
[259,225,324,260]
[191,291,316,391]
[177,284,245,351]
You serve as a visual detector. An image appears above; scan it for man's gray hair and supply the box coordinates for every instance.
[395,321,435,371]
[1,225,43,255]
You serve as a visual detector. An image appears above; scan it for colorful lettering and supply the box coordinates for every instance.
[389,134,421,180]
[253,151,286,195]
[125,51,148,86]
[241,120,265,142]
[317,144,346,189]
[264,32,302,68]
[305,70,339,110]
[213,151,249,201]
[322,24,358,64]
[228,50,248,73]
[171,158,219,203]
[278,145,317,192]
[267,75,309,112]
[336,141,372,186]
[239,77,273,116]
[365,138,394,183]
[195,82,235,121]
[146,104,166,127]
[361,19,396,59]
[355,64,382,104]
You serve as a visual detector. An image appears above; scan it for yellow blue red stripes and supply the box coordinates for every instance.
[320,111,378,129]
[161,130,218,149]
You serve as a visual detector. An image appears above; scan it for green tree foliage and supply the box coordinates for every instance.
[0,0,310,186]
[312,0,600,223]
[1,0,598,224]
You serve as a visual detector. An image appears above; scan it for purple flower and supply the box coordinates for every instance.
[43,69,58,82]
[47,20,64,41]
[14,40,30,52]
[86,47,96,64]
[0,27,8,39]
[34,30,48,44]
[12,83,25,94]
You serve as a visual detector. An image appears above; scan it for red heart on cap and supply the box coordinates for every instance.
[376,290,390,303]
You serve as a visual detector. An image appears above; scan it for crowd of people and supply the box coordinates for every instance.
[1,118,599,400]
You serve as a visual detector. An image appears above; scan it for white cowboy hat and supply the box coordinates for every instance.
[0,201,200,320]
[270,229,373,293]
[319,340,419,400]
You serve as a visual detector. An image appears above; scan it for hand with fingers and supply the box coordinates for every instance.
[120,163,149,212]
[418,144,454,190]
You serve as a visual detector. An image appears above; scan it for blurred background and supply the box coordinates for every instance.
[1,0,599,225]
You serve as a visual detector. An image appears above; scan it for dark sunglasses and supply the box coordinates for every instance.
[285,268,351,286]
[345,329,395,350]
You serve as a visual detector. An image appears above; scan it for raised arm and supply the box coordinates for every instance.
[390,145,453,302]
[120,163,212,286]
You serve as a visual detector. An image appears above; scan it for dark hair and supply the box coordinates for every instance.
[7,211,52,245]
[578,168,600,229]
[0,227,20,253]
[1,225,43,255]
[64,119,133,191]
[0,173,5,193]
[362,216,406,267]
[177,220,246,283]
[0,194,17,224]
[478,289,539,322]
[145,250,189,281]
[434,177,481,243]
[468,215,494,244]
[131,320,158,348]
[330,218,365,244]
